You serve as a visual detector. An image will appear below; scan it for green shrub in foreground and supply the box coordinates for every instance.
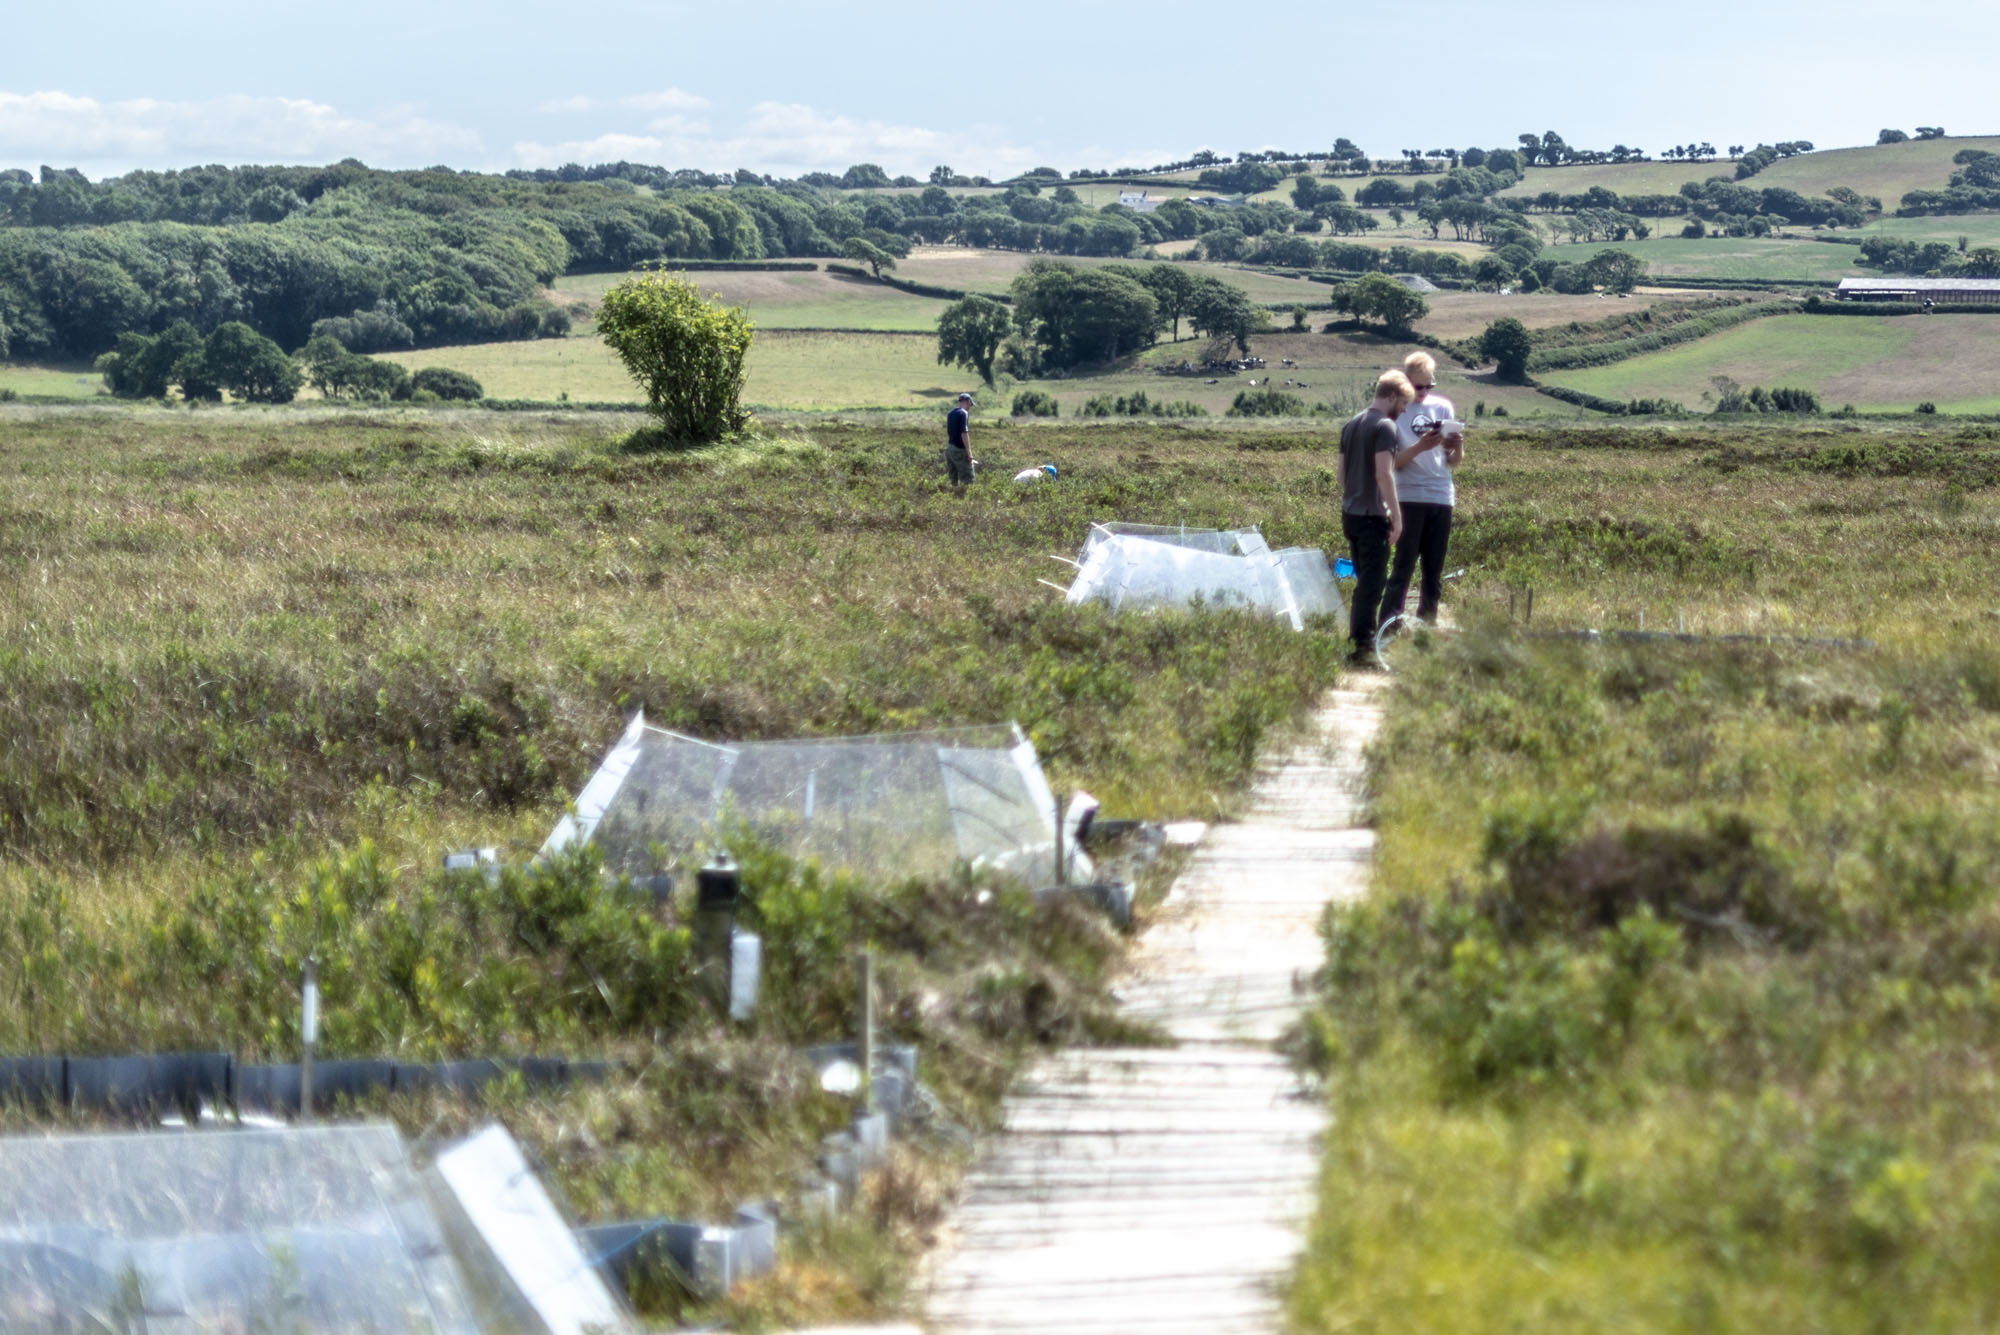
[1296,622,2000,1332]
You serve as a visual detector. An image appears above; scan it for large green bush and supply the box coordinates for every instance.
[597,271,755,441]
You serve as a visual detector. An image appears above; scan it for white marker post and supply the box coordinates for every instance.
[300,957,320,1124]
[857,948,876,1114]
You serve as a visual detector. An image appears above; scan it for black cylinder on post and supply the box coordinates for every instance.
[694,852,740,1012]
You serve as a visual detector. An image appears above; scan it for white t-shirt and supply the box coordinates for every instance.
[1393,393,1458,507]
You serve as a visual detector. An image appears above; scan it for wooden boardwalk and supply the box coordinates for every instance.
[922,680,1384,1335]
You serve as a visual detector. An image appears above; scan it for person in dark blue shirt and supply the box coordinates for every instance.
[944,392,975,488]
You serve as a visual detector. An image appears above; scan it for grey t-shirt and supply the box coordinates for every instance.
[1394,393,1457,506]
[1339,407,1400,518]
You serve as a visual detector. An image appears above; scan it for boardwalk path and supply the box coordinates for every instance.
[922,679,1385,1335]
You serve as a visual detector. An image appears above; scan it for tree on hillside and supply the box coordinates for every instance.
[598,271,754,441]
[202,322,302,403]
[1348,273,1427,332]
[411,367,484,401]
[1009,260,1158,369]
[1916,126,1946,139]
[843,237,897,279]
[841,163,892,189]
[1187,277,1262,354]
[97,320,202,399]
[1132,264,1200,341]
[1583,248,1645,294]
[936,295,1012,387]
[1878,129,1910,144]
[1480,317,1533,382]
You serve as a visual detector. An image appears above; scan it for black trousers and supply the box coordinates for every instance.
[1342,513,1391,653]
[1382,502,1453,625]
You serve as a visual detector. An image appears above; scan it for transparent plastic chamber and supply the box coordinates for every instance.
[0,1124,629,1335]
[542,715,1089,886]
[1061,522,1343,631]
[0,1125,479,1334]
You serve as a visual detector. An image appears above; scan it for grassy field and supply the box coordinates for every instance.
[1543,233,1867,283]
[1755,134,2000,204]
[1498,158,1731,200]
[381,323,1574,419]
[1291,417,2000,1334]
[551,268,954,331]
[890,247,1338,305]
[1539,312,2000,412]
[1414,288,1713,341]
[1497,135,2000,206]
[0,362,105,399]
[1558,210,2000,285]
[378,328,980,410]
[0,403,1369,1322]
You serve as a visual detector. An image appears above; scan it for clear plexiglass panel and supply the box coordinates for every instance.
[0,1124,481,1334]
[1062,523,1341,631]
[543,716,1087,886]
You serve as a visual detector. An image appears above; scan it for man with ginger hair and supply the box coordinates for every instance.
[1384,351,1464,626]
[1337,369,1409,668]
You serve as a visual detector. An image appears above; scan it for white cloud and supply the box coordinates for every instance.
[512,100,1040,178]
[0,90,483,173]
[537,89,710,115]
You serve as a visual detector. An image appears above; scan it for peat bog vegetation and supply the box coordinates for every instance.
[1295,419,2000,1332]
[0,402,1350,1322]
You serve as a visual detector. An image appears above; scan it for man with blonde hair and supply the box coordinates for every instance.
[1385,351,1463,626]
[1337,369,1410,667]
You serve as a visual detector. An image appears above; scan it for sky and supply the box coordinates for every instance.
[4,0,1997,181]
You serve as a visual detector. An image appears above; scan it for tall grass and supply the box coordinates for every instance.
[0,400,1346,1320]
[1292,419,2000,1332]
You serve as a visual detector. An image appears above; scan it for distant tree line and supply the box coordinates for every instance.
[0,161,1257,359]
[95,318,482,404]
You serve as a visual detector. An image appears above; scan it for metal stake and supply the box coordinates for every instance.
[857,948,876,1113]
[300,957,319,1125]
[1053,790,1067,887]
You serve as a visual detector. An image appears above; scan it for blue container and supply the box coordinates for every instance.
[1333,556,1356,579]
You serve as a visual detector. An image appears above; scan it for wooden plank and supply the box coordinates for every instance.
[922,681,1383,1334]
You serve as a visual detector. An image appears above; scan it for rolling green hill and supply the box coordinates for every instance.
[1500,134,2000,208]
[1539,311,2000,412]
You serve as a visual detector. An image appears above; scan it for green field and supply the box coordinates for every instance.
[1755,133,2000,203]
[379,323,1570,419]
[1540,311,2000,412]
[0,362,106,399]
[552,267,955,331]
[1414,288,1714,341]
[1553,233,1865,283]
[1499,158,1731,200]
[1497,134,2000,206]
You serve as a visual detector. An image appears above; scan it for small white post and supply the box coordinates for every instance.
[300,957,320,1124]
[856,948,876,1113]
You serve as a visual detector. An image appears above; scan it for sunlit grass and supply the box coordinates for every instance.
[1292,418,2000,1332]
